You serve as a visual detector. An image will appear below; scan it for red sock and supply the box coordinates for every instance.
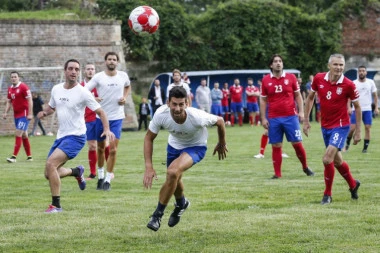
[260,134,269,155]
[323,162,335,196]
[292,142,308,169]
[88,150,97,175]
[272,146,282,177]
[105,145,110,161]
[22,137,32,156]
[224,114,229,122]
[255,115,260,125]
[336,161,356,189]
[238,115,243,126]
[230,115,235,126]
[249,116,253,125]
[13,136,22,156]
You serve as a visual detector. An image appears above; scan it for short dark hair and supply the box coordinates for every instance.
[358,65,366,70]
[169,86,187,101]
[105,52,119,61]
[10,71,19,77]
[64,59,80,70]
[247,77,253,81]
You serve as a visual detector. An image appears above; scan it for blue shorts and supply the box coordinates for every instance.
[86,120,97,141]
[211,104,223,115]
[246,102,259,113]
[14,117,30,131]
[268,116,302,144]
[230,102,243,113]
[321,126,349,150]
[315,103,320,111]
[48,135,86,159]
[167,144,207,167]
[96,118,123,141]
[350,110,372,125]
[222,105,229,114]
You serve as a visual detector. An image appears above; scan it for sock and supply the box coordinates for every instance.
[105,172,112,183]
[230,115,235,126]
[336,161,356,189]
[249,115,253,125]
[363,139,369,150]
[98,168,105,179]
[105,145,110,161]
[224,114,229,122]
[346,137,351,146]
[71,167,80,177]
[52,196,61,208]
[155,202,167,214]
[292,142,308,169]
[238,115,243,126]
[22,137,32,157]
[260,134,269,155]
[272,146,282,177]
[176,196,186,207]
[323,162,335,196]
[88,150,97,175]
[255,115,260,125]
[13,136,22,156]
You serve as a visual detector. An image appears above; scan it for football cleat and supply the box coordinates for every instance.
[168,199,190,227]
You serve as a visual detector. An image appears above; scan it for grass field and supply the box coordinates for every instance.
[1,119,380,253]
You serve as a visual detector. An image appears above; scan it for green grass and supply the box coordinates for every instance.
[0,9,100,20]
[1,120,380,252]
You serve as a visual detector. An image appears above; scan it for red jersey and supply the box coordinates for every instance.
[229,85,243,103]
[245,85,259,103]
[221,88,230,106]
[7,82,31,118]
[81,81,99,123]
[311,72,359,129]
[261,72,299,118]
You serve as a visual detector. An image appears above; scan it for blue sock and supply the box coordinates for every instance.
[176,196,186,207]
[156,202,166,213]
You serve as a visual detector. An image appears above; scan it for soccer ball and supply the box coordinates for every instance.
[35,131,41,136]
[225,121,231,126]
[128,6,160,35]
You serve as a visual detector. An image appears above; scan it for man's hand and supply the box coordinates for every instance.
[353,130,361,145]
[213,143,228,160]
[143,168,158,189]
[303,121,311,137]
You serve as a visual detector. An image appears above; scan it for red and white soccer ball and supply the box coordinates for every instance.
[128,6,160,35]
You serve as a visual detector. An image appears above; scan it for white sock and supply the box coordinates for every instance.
[98,168,105,179]
[105,172,112,183]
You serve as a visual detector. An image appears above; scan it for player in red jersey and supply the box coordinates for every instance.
[260,54,313,179]
[245,77,260,126]
[3,71,33,163]
[303,54,361,205]
[229,78,243,126]
[81,64,110,179]
[221,82,230,123]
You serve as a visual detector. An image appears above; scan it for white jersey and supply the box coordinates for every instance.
[49,83,101,139]
[353,78,377,111]
[166,82,191,99]
[86,71,130,120]
[149,105,218,149]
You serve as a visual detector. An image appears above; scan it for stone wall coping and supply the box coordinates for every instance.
[0,19,121,25]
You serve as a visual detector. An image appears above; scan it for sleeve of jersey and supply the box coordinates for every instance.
[350,82,360,101]
[48,86,57,109]
[310,76,318,92]
[195,109,218,127]
[148,115,160,134]
[85,74,97,91]
[123,72,131,87]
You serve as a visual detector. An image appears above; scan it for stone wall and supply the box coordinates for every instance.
[0,19,138,136]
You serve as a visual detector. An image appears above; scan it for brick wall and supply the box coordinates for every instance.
[0,20,138,136]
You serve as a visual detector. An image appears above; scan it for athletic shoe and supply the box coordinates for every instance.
[350,180,361,200]
[271,175,280,179]
[147,210,164,232]
[75,165,86,190]
[362,149,368,153]
[97,178,104,190]
[281,153,289,158]
[86,173,96,180]
[45,204,62,213]
[102,181,111,191]
[254,153,264,159]
[26,156,33,162]
[168,199,190,227]
[6,156,16,163]
[303,167,315,176]
[321,195,332,205]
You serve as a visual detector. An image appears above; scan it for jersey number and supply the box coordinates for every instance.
[326,91,332,100]
[275,85,283,93]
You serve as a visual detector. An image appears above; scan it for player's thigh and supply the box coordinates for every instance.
[268,118,284,144]
[362,111,373,125]
[283,116,303,142]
